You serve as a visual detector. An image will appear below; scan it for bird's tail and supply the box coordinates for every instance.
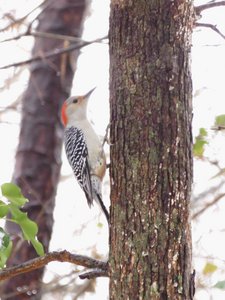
[91,176,109,224]
[96,193,109,224]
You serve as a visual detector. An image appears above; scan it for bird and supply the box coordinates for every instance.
[61,88,109,223]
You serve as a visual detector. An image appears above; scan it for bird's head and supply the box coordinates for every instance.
[61,87,96,126]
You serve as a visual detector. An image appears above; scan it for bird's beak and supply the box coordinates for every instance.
[84,87,96,98]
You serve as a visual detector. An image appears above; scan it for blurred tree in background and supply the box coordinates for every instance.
[0,0,87,298]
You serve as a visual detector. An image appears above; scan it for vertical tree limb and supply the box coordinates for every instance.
[1,0,87,298]
[109,1,194,298]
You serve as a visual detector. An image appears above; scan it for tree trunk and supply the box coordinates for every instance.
[109,1,194,299]
[1,1,87,298]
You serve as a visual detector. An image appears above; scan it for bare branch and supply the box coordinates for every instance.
[0,250,108,282]
[0,0,87,43]
[211,125,225,131]
[0,27,88,44]
[0,30,30,44]
[79,269,108,280]
[0,36,108,70]
[31,30,85,42]
[195,1,225,15]
[0,67,24,92]
[0,0,49,33]
[192,193,225,219]
[192,180,225,204]
[195,22,225,40]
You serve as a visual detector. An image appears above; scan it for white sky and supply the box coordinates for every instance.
[1,1,225,299]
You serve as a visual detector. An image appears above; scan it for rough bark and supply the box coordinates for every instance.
[109,1,194,299]
[1,0,87,298]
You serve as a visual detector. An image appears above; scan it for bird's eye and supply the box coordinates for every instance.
[73,98,78,104]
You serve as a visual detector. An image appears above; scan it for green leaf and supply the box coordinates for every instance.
[0,228,12,268]
[0,227,10,248]
[214,280,225,290]
[97,222,103,228]
[9,204,27,222]
[10,206,38,239]
[1,183,44,257]
[199,127,207,137]
[193,140,207,157]
[20,218,38,240]
[0,240,12,268]
[193,128,208,158]
[30,238,44,256]
[9,205,44,256]
[1,183,28,206]
[215,114,225,127]
[203,262,217,275]
[0,201,9,218]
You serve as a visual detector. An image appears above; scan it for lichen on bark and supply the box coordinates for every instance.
[109,1,194,299]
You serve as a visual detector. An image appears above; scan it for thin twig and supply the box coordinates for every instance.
[79,269,108,280]
[0,28,89,44]
[0,250,108,282]
[195,1,225,15]
[195,22,225,40]
[0,0,49,33]
[0,36,108,70]
[192,180,225,203]
[211,125,225,131]
[0,0,87,43]
[192,193,225,219]
[32,30,85,42]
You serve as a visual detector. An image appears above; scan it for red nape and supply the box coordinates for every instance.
[61,102,68,126]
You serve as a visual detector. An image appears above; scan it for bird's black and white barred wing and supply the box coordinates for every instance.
[64,126,93,206]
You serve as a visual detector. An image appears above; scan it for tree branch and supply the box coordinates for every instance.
[0,27,89,44]
[0,0,50,33]
[192,180,225,204]
[195,22,225,40]
[195,1,225,15]
[211,125,225,131]
[0,36,108,70]
[192,193,225,219]
[79,269,108,280]
[0,250,108,282]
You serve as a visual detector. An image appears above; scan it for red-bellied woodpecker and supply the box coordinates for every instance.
[61,88,109,223]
